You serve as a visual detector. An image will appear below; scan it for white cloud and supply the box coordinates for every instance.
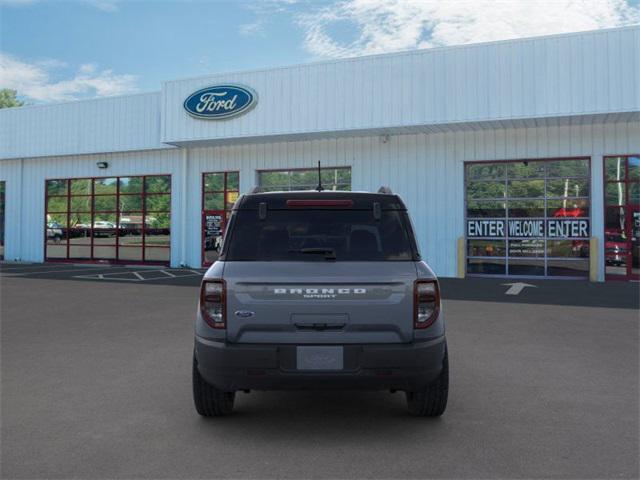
[239,19,266,36]
[86,0,119,12]
[0,53,138,102]
[298,0,640,58]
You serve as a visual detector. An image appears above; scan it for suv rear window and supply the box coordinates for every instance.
[224,210,416,261]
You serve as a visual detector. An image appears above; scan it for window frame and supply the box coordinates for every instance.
[44,174,171,265]
[201,171,240,267]
[464,157,592,278]
[602,155,640,281]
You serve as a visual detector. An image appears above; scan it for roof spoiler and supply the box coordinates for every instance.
[377,186,393,194]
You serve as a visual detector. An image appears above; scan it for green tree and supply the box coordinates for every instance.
[0,89,24,109]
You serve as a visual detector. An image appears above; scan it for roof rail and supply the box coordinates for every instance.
[377,186,393,194]
[248,186,261,194]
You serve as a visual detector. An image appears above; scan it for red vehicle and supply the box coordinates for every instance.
[605,230,628,266]
[553,207,585,218]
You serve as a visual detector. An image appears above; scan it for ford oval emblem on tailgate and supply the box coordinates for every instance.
[235,310,255,318]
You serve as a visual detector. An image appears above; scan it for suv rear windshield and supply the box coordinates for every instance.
[224,210,416,261]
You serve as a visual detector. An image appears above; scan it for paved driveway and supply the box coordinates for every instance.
[1,269,638,479]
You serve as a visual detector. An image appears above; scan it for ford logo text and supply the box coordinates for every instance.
[183,84,257,120]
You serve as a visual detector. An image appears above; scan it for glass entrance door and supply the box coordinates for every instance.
[604,156,639,280]
[202,171,239,266]
[202,210,225,266]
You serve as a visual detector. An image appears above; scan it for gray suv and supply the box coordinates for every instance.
[193,189,448,416]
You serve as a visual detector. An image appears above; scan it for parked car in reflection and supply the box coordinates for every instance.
[68,223,91,238]
[93,221,116,237]
[605,230,628,266]
[119,216,144,236]
[571,240,589,258]
[46,222,64,243]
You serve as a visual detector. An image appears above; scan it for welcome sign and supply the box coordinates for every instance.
[467,219,590,238]
[184,84,257,119]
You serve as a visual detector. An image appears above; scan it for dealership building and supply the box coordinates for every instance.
[0,26,638,281]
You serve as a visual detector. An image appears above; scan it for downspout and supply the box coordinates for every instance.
[180,148,188,267]
[18,157,24,262]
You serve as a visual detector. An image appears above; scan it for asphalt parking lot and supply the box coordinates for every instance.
[1,263,638,479]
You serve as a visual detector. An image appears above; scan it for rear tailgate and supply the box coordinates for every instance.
[224,261,417,344]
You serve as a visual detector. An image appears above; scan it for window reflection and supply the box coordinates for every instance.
[465,201,505,218]
[466,181,506,199]
[506,161,545,179]
[547,199,589,218]
[467,164,506,180]
[546,179,589,197]
[547,159,589,178]
[508,259,545,276]
[605,157,625,181]
[508,200,545,218]
[508,240,545,257]
[465,158,591,277]
[45,175,171,264]
[467,240,506,256]
[507,180,545,198]
[605,183,626,206]
[629,157,640,181]
[467,258,506,275]
[258,167,351,192]
[94,178,117,194]
[547,240,589,258]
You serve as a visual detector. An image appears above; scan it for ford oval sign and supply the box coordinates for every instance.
[183,84,257,120]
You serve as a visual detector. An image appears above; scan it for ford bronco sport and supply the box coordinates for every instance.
[193,188,448,416]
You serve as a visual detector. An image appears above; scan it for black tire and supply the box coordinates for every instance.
[192,356,235,417]
[405,347,449,417]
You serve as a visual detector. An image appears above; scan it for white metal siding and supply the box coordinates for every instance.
[0,149,183,264]
[182,121,639,278]
[1,121,638,279]
[0,92,169,160]
[162,27,639,145]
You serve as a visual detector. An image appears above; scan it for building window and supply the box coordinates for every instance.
[258,167,351,192]
[603,155,639,280]
[0,181,5,260]
[465,159,591,277]
[202,171,239,266]
[45,175,171,264]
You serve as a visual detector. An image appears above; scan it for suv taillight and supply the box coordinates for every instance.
[414,280,440,329]
[200,280,226,329]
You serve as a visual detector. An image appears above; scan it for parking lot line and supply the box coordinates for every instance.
[72,269,203,282]
[0,265,132,276]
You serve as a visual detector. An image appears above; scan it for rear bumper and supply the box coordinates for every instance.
[194,336,446,392]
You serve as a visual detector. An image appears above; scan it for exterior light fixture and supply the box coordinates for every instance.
[96,162,108,169]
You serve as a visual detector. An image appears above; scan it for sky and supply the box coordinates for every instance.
[1,0,639,104]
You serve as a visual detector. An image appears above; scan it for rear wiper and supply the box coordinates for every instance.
[289,248,337,260]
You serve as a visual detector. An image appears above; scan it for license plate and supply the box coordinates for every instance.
[296,346,343,371]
